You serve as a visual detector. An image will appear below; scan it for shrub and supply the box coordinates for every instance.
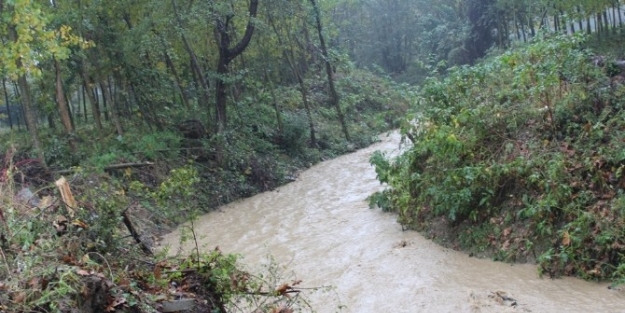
[370,34,625,281]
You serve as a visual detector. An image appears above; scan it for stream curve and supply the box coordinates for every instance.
[162,131,625,312]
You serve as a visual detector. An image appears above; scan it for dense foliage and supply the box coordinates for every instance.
[2,0,625,310]
[370,34,625,282]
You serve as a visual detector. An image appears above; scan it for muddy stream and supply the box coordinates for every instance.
[162,131,625,312]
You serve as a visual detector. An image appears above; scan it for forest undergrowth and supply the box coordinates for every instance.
[0,69,409,312]
[370,33,625,283]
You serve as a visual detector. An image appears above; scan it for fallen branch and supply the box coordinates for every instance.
[121,207,153,255]
[53,162,154,174]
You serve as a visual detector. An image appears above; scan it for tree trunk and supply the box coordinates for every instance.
[47,113,56,130]
[296,71,317,148]
[164,51,190,110]
[152,25,191,110]
[128,82,154,131]
[263,70,283,135]
[8,21,45,164]
[2,78,13,129]
[171,0,211,122]
[266,12,316,147]
[99,84,109,122]
[12,81,24,130]
[213,0,259,133]
[597,13,603,36]
[17,74,45,165]
[215,58,228,133]
[601,10,610,35]
[309,0,350,142]
[81,68,103,131]
[554,13,560,32]
[514,15,521,40]
[559,11,568,34]
[577,7,583,32]
[102,78,124,137]
[612,3,617,34]
[616,1,623,26]
[284,47,317,147]
[501,13,510,46]
[54,58,77,153]
[82,85,88,123]
[528,14,536,37]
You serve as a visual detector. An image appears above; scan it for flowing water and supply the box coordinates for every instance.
[162,131,625,312]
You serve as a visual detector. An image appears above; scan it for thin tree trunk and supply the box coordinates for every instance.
[128,82,154,131]
[2,78,13,129]
[153,25,191,110]
[66,93,75,130]
[213,0,259,133]
[54,58,76,153]
[47,113,56,130]
[284,46,317,147]
[612,3,617,34]
[263,70,283,135]
[103,78,124,137]
[528,14,536,37]
[17,74,45,165]
[99,83,109,122]
[496,14,504,47]
[559,11,568,34]
[597,13,603,36]
[171,0,211,123]
[514,15,521,40]
[503,14,510,45]
[577,7,583,32]
[81,69,102,130]
[82,85,88,123]
[164,51,190,109]
[12,81,24,130]
[74,87,81,124]
[295,70,317,147]
[8,21,45,163]
[309,0,350,142]
[267,13,316,147]
[604,11,611,35]
[189,58,203,109]
[554,13,560,32]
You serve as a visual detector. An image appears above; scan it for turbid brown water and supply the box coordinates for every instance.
[162,131,625,312]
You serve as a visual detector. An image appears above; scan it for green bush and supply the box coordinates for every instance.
[279,112,309,154]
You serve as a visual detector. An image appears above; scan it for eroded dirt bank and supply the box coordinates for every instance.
[162,131,625,312]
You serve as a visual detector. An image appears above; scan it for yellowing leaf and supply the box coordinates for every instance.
[562,231,571,247]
